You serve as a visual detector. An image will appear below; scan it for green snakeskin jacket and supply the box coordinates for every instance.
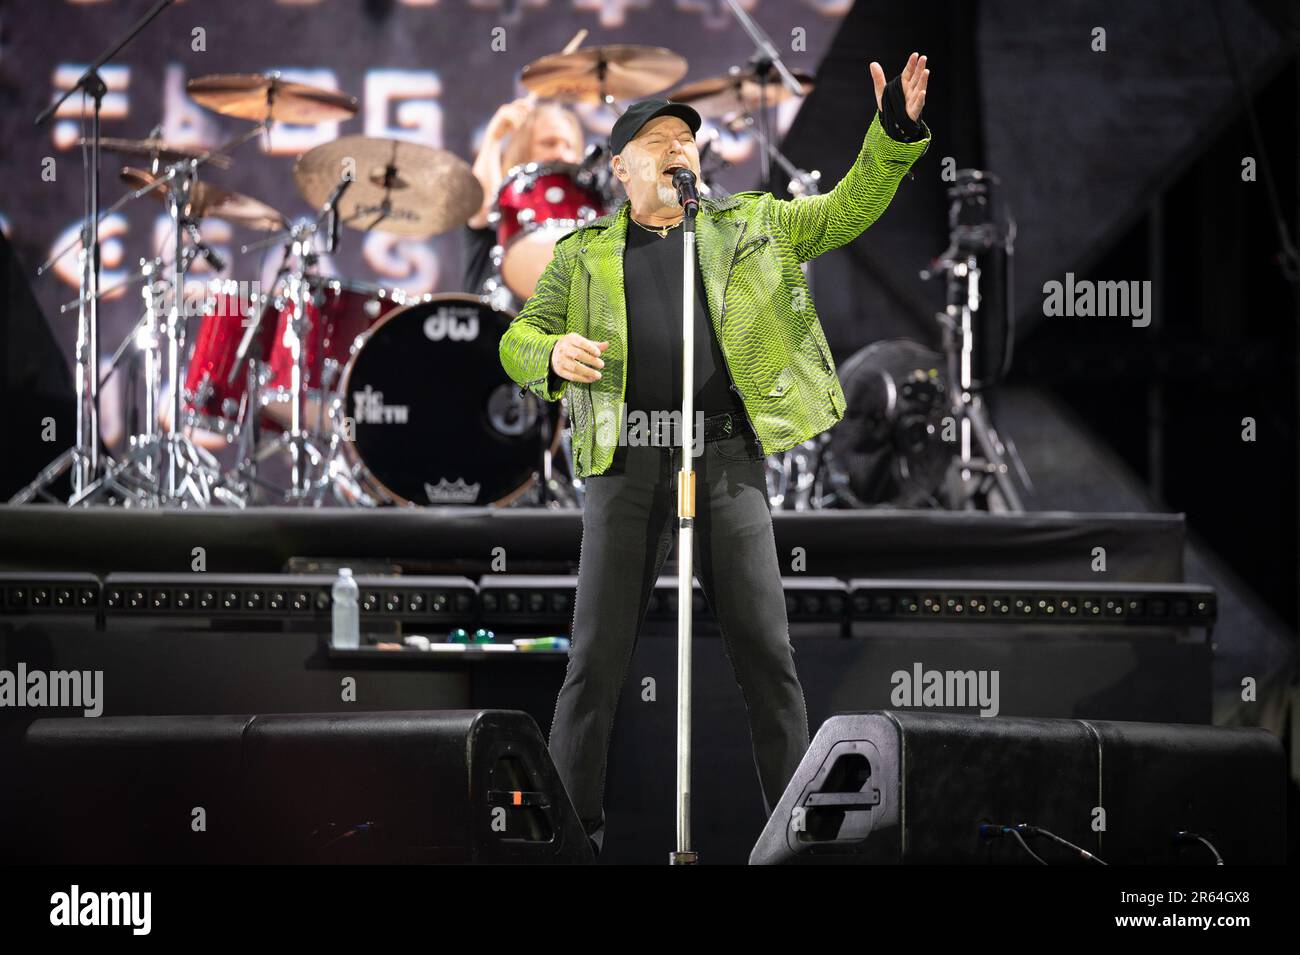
[499,111,931,478]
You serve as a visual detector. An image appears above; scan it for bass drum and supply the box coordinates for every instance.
[338,294,562,506]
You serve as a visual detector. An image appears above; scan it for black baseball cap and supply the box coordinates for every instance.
[608,98,702,156]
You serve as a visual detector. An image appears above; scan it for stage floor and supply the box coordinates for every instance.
[0,504,1187,583]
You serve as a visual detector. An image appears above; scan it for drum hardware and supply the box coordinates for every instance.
[117,166,287,231]
[553,411,584,508]
[19,0,175,504]
[228,180,346,502]
[37,160,187,281]
[16,52,590,510]
[84,135,234,169]
[266,231,328,501]
[478,273,515,314]
[233,133,485,505]
[186,72,359,125]
[667,67,815,120]
[764,437,827,510]
[719,110,821,200]
[690,128,732,198]
[15,69,288,505]
[221,355,282,504]
[332,294,566,508]
[520,45,688,109]
[40,119,276,280]
[288,359,379,508]
[667,6,816,275]
[525,393,582,509]
[69,160,247,507]
[227,251,401,504]
[13,63,408,508]
[715,0,811,186]
[293,136,482,239]
[823,340,952,508]
[490,160,609,299]
[920,169,1029,512]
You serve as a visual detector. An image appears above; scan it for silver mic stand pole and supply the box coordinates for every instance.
[671,176,701,866]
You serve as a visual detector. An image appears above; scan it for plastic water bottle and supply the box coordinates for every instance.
[331,567,360,649]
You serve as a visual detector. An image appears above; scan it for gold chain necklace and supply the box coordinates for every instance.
[630,214,683,239]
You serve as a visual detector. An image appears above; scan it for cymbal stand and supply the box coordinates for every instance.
[222,348,278,505]
[236,223,333,503]
[14,136,263,503]
[309,379,381,508]
[97,256,172,494]
[71,161,244,507]
[10,254,168,505]
[535,397,580,508]
[281,238,320,501]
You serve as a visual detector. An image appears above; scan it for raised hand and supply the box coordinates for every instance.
[484,98,533,144]
[869,52,929,123]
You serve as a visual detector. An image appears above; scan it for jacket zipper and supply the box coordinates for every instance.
[814,335,830,371]
[715,220,762,445]
[733,234,770,264]
[584,256,596,471]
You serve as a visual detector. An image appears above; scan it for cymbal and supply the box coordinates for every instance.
[120,167,287,231]
[88,137,232,169]
[521,45,688,103]
[668,69,815,119]
[187,73,358,125]
[293,136,483,238]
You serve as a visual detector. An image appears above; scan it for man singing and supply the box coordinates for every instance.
[500,54,931,858]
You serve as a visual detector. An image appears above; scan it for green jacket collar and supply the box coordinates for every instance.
[575,196,751,337]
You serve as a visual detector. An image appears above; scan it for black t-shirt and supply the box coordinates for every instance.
[463,224,497,294]
[622,218,746,431]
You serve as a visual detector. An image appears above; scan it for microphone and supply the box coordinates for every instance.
[325,173,354,253]
[672,167,699,217]
[579,143,610,195]
[579,142,606,171]
[185,223,226,272]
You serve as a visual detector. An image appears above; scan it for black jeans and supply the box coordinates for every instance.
[547,421,811,854]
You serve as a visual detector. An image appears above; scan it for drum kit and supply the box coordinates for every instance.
[16,32,832,510]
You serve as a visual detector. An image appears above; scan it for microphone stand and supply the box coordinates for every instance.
[719,0,819,295]
[671,172,701,865]
[722,0,806,186]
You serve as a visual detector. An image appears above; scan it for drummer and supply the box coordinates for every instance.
[464,98,587,295]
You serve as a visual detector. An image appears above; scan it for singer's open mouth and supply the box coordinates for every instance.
[662,163,689,180]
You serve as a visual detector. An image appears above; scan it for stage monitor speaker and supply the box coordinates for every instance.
[4,709,593,864]
[750,710,1284,865]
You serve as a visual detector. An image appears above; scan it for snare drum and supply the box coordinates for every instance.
[492,161,606,299]
[338,294,563,506]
